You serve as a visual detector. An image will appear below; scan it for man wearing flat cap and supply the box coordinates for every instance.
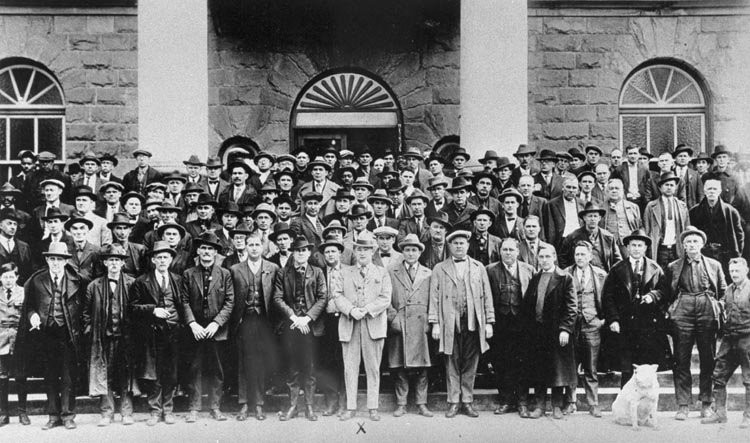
[373,226,402,269]
[429,230,494,418]
[24,151,72,209]
[123,149,162,195]
[665,226,727,421]
[75,152,103,194]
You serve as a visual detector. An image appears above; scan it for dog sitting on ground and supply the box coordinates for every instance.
[611,364,659,429]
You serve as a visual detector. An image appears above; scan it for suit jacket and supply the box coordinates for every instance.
[198,177,229,202]
[386,260,432,368]
[428,257,495,355]
[676,167,704,209]
[546,196,583,248]
[0,238,33,284]
[96,173,122,185]
[419,241,449,270]
[372,249,403,269]
[68,241,103,282]
[123,166,162,194]
[533,172,565,201]
[290,214,325,248]
[229,259,279,333]
[397,217,431,244]
[600,199,642,245]
[517,238,554,271]
[643,197,690,261]
[467,232,502,265]
[367,216,399,232]
[297,180,340,216]
[181,263,235,341]
[272,262,327,336]
[185,219,221,240]
[558,227,622,272]
[614,162,650,208]
[564,264,607,320]
[83,211,112,247]
[30,203,75,242]
[443,201,478,231]
[663,255,727,307]
[414,168,432,191]
[424,199,450,220]
[486,260,534,316]
[334,263,392,342]
[689,198,744,259]
[218,185,257,208]
[468,195,501,214]
[491,216,524,240]
[75,174,106,195]
[602,257,665,331]
[511,164,540,187]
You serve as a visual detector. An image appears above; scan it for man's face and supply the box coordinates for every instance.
[0,196,13,208]
[113,225,131,242]
[352,215,368,231]
[103,188,121,204]
[586,150,600,165]
[556,158,570,172]
[660,181,676,197]
[358,153,372,166]
[231,167,248,185]
[231,233,247,250]
[100,160,114,174]
[410,199,425,217]
[277,176,294,191]
[296,152,309,168]
[184,192,200,205]
[0,270,16,288]
[518,177,534,197]
[104,257,124,275]
[563,181,579,200]
[610,150,623,166]
[407,157,420,170]
[473,214,492,233]
[82,160,98,175]
[197,244,217,265]
[69,222,89,242]
[484,160,498,170]
[428,159,443,175]
[449,237,468,259]
[324,153,337,166]
[658,154,674,172]
[523,219,540,240]
[389,190,404,206]
[452,156,466,169]
[476,178,492,197]
[353,186,370,201]
[452,188,469,206]
[696,160,710,174]
[372,159,384,173]
[327,229,344,242]
[372,200,388,216]
[517,153,532,168]
[675,152,690,167]
[497,166,512,182]
[402,245,421,264]
[383,154,394,167]
[580,176,595,193]
[44,184,62,202]
[20,156,35,172]
[256,157,272,171]
[160,210,178,224]
[186,165,201,178]
[196,204,214,220]
[323,246,341,266]
[595,165,610,184]
[502,197,519,216]
[500,241,519,265]
[247,237,263,259]
[570,158,582,169]
[429,185,446,201]
[39,160,54,171]
[626,148,639,164]
[608,180,623,201]
[400,171,415,187]
[206,166,221,179]
[135,154,149,168]
[260,191,277,204]
[147,188,165,200]
[276,202,293,220]
[292,247,311,266]
[254,213,271,230]
[278,160,294,172]
[335,197,352,214]
[715,153,730,168]
[704,180,721,202]
[627,240,647,260]
[311,166,327,182]
[167,180,183,194]
[683,235,704,255]
[638,155,649,166]
[729,263,749,285]
[75,196,94,213]
[354,245,374,266]
[430,222,446,242]
[162,228,181,246]
[340,158,353,168]
[151,252,172,272]
[376,235,395,252]
[574,246,592,268]
[0,219,17,237]
[340,171,354,186]
[305,199,320,216]
[275,233,292,252]
[540,159,555,173]
[538,248,556,271]
[583,213,601,230]
[46,256,66,274]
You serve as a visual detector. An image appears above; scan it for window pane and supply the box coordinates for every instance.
[666,70,692,102]
[622,116,647,151]
[0,119,5,158]
[9,118,34,159]
[670,85,702,105]
[623,71,657,104]
[676,116,703,152]
[650,67,671,100]
[0,71,15,103]
[11,68,33,99]
[27,74,53,103]
[38,118,62,157]
[649,116,674,156]
[33,88,64,105]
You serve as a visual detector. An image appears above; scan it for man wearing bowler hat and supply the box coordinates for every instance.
[559,202,622,272]
[273,236,327,422]
[123,149,162,195]
[643,171,690,270]
[199,156,229,202]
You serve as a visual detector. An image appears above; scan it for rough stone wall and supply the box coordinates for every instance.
[528,11,750,153]
[208,24,460,155]
[0,13,138,161]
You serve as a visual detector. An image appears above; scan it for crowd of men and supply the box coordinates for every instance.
[1,140,750,431]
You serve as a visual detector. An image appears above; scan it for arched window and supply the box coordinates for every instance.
[0,57,65,180]
[619,63,707,156]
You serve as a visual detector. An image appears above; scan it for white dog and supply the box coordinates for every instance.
[611,364,659,429]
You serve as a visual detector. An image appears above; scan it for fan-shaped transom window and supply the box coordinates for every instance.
[619,64,707,156]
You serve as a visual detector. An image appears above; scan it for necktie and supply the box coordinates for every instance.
[579,270,585,290]
[359,267,367,279]
[53,275,60,291]
[5,288,11,300]
[416,218,422,236]
[381,252,390,258]
[408,265,416,282]
[454,259,466,263]
[160,274,167,291]
[522,200,529,218]
[667,198,674,220]
[315,218,323,236]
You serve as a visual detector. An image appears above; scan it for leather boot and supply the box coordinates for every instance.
[16,377,29,425]
[0,378,9,426]
[322,395,338,416]
[305,405,318,421]
[280,386,299,421]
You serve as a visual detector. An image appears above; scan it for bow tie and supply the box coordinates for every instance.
[453,259,466,263]
[209,181,218,185]
[295,267,306,273]
[108,278,118,284]
[506,218,516,222]
[381,252,391,257]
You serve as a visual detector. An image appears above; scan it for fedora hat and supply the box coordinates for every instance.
[402,147,424,159]
[513,144,536,157]
[470,208,495,222]
[230,222,254,237]
[0,182,22,197]
[537,149,558,162]
[106,212,135,230]
[64,212,94,230]
[205,156,223,169]
[274,169,297,184]
[568,147,586,161]
[367,189,392,206]
[352,231,377,249]
[40,178,65,190]
[272,194,296,210]
[43,241,72,258]
[254,151,275,164]
[333,188,355,201]
[446,229,471,243]
[290,235,314,251]
[183,155,204,166]
[424,154,447,167]
[373,226,398,238]
[150,240,176,257]
[156,200,180,213]
[623,228,651,247]
[336,166,357,178]
[163,172,187,184]
[308,156,332,171]
[181,182,203,196]
[493,157,517,172]
[300,191,323,202]
[657,171,680,187]
[351,177,374,191]
[322,219,348,237]
[405,188,429,205]
[18,150,37,161]
[99,153,118,166]
[348,204,372,219]
[427,211,452,230]
[120,191,145,206]
[639,148,653,159]
[144,198,162,210]
[448,147,470,162]
[386,180,406,193]
[478,150,501,164]
[473,171,497,187]
[426,177,450,191]
[41,207,70,222]
[251,203,277,220]
[672,144,693,158]
[398,233,425,252]
[78,151,101,166]
[217,201,243,218]
[157,222,186,238]
[259,182,278,194]
[194,231,223,251]
[689,152,714,167]
[146,182,167,193]
[447,176,473,192]
[577,170,596,182]
[498,188,523,204]
[556,151,573,161]
[269,222,294,242]
[99,181,125,194]
[132,149,153,158]
[100,243,129,259]
[680,225,707,244]
[227,161,253,176]
[712,144,732,159]
[319,236,345,253]
[377,165,400,179]
[0,208,18,222]
[578,201,606,218]
[73,185,97,200]
[276,154,296,165]
[194,192,218,208]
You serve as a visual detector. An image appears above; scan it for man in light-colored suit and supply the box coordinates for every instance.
[334,232,392,422]
[297,158,340,217]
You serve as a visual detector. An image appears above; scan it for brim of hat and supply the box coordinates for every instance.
[405,195,429,203]
[157,225,185,236]
[711,151,730,158]
[367,196,392,204]
[195,199,218,207]
[319,241,344,252]
[499,194,523,204]
[449,153,470,161]
[100,184,125,192]
[398,241,425,252]
[672,149,693,157]
[578,209,606,217]
[471,210,496,221]
[41,214,70,222]
[269,229,294,241]
[446,184,471,192]
[348,211,372,219]
[101,253,129,259]
[352,183,375,190]
[352,242,376,248]
[78,158,101,165]
[335,194,356,201]
[106,221,134,229]
[513,150,536,157]
[689,157,713,165]
[680,231,707,243]
[427,218,452,229]
[290,244,314,251]
[251,209,276,219]
[478,157,500,164]
[377,171,399,178]
[164,176,187,183]
[585,148,603,155]
[493,163,516,171]
[149,248,177,257]
[42,252,72,258]
[194,239,223,250]
[132,151,152,157]
[538,156,558,162]
[307,161,332,170]
[229,229,254,236]
[403,153,423,159]
[657,177,681,186]
[0,190,22,196]
[623,235,651,246]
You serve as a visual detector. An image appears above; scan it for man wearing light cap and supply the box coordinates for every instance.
[373,226,402,269]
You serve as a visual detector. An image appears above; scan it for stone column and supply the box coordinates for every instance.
[138,0,208,170]
[460,0,528,161]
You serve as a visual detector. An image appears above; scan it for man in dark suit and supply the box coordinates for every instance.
[107,213,147,277]
[469,171,501,214]
[419,212,452,270]
[510,144,540,187]
[546,177,583,248]
[229,233,280,421]
[273,236,327,422]
[181,232,235,423]
[518,215,553,271]
[397,189,431,244]
[290,192,325,248]
[97,153,123,185]
[23,242,85,430]
[199,156,229,202]
[10,150,36,211]
[468,209,502,266]
[65,214,102,282]
[614,145,651,211]
[443,177,477,231]
[533,150,565,201]
[24,151,72,208]
[559,203,622,271]
[643,172,690,269]
[673,145,704,209]
[34,208,73,268]
[367,189,399,232]
[424,177,451,219]
[30,178,75,243]
[122,149,163,195]
[517,174,549,224]
[0,208,33,283]
[492,189,525,240]
[219,162,257,208]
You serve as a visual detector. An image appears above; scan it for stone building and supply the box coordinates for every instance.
[0,0,747,178]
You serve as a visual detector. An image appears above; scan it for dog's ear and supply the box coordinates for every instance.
[632,364,638,370]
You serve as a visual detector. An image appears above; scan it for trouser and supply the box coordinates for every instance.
[318,314,345,408]
[237,312,273,407]
[283,327,317,406]
[0,354,26,417]
[523,386,565,410]
[394,367,428,406]
[656,245,678,271]
[187,339,226,412]
[673,321,716,406]
[712,333,750,417]
[99,337,133,417]
[341,321,384,411]
[142,328,178,416]
[568,320,601,407]
[42,323,77,420]
[445,329,480,404]
[491,313,524,406]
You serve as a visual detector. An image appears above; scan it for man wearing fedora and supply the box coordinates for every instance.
[402,147,431,191]
[323,188,355,228]
[469,170,502,214]
[478,150,501,172]
[266,222,294,269]
[351,177,374,212]
[444,177,478,232]
[75,152,104,194]
[0,183,33,244]
[424,177,451,220]
[23,242,85,429]
[367,189,399,231]
[164,173,188,210]
[214,202,242,256]
[24,151,72,209]
[492,188,525,240]
[429,230,494,418]
[185,194,220,240]
[602,229,670,387]
[65,213,102,282]
[0,208,33,284]
[82,243,137,427]
[248,152,276,192]
[334,232,392,421]
[533,149,565,201]
[511,144,540,187]
[123,149,162,195]
[643,171,690,270]
[183,155,205,185]
[468,208,502,266]
[298,157,340,217]
[397,189,431,244]
[664,226,727,421]
[387,234,434,418]
[273,236,327,422]
[98,153,122,185]
[199,156,229,202]
[290,192,326,248]
[107,213,147,277]
[181,232,234,423]
[219,161,257,208]
[672,144,704,209]
[72,185,111,248]
[492,158,517,196]
[703,145,739,204]
[30,178,74,242]
[129,240,184,426]
[34,207,72,268]
[559,202,622,272]
[222,223,253,270]
[447,148,471,178]
[311,221,354,268]
[229,232,279,421]
[419,211,452,270]
[343,204,373,250]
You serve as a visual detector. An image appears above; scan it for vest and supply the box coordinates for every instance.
[454,270,468,332]
[576,270,597,323]
[246,266,264,315]
[497,265,522,316]
[106,279,122,337]
[47,274,65,327]
[293,268,307,316]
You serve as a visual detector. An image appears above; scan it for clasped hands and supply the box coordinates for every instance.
[188,321,219,340]
[349,307,367,321]
[290,315,311,334]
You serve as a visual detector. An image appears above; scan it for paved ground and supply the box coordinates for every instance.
[1,410,748,443]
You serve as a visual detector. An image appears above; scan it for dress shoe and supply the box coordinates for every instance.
[236,404,248,421]
[528,408,543,419]
[740,415,750,429]
[494,404,514,415]
[146,414,160,426]
[675,405,689,421]
[305,405,318,421]
[0,415,9,426]
[701,402,715,418]
[323,403,338,417]
[518,405,530,418]
[701,411,727,424]
[339,410,356,421]
[163,413,176,425]
[19,413,30,426]
[63,419,77,430]
[42,418,62,430]
[210,409,227,421]
[445,403,459,418]
[369,409,381,421]
[255,406,266,421]
[186,410,199,423]
[563,403,576,415]
[279,405,297,421]
[393,405,407,417]
[589,405,602,418]
[122,415,135,426]
[98,415,113,427]
[417,404,433,417]
[463,403,479,418]
[552,407,564,420]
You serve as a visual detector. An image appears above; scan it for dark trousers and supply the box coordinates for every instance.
[445,329,480,404]
[100,337,133,417]
[142,328,178,416]
[187,339,226,412]
[522,386,565,410]
[712,333,750,416]
[0,355,26,416]
[42,324,77,420]
[673,322,716,406]
[491,313,524,406]
[394,367,428,406]
[282,327,317,406]
[656,245,678,271]
[318,314,345,408]
[237,312,273,407]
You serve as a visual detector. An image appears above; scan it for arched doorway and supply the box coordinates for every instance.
[290,67,404,158]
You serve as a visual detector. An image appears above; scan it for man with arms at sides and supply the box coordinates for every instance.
[559,202,622,272]
[643,171,689,270]
[546,177,582,249]
[419,211,452,270]
[673,144,704,209]
[518,215,553,271]
[614,145,650,211]
[467,208,502,266]
[600,178,641,259]
[517,174,549,230]
[443,177,477,232]
[533,149,565,201]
